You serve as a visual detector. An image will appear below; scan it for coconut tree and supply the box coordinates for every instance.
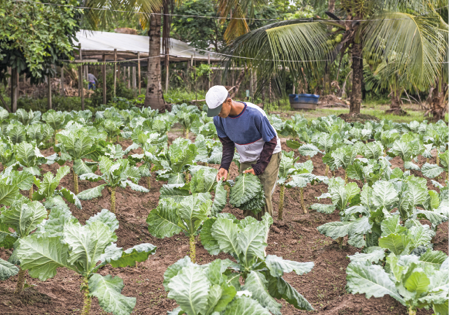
[222,0,446,115]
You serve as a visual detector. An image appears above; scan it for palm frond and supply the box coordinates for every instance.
[363,11,446,89]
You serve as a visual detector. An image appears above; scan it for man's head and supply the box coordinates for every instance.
[206,85,232,118]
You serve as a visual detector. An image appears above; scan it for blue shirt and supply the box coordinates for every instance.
[213,102,281,162]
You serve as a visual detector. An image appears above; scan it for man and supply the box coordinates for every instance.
[206,85,281,220]
[87,73,97,90]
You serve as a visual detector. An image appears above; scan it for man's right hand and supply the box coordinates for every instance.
[217,168,228,182]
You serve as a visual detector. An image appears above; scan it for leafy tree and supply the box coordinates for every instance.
[223,1,446,115]
[0,0,81,111]
[77,157,148,213]
[15,208,156,315]
[199,213,315,313]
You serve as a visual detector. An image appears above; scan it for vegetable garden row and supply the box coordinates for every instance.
[0,105,447,315]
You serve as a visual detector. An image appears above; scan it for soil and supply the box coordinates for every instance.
[0,134,447,315]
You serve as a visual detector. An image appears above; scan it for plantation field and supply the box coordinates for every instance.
[1,133,446,315]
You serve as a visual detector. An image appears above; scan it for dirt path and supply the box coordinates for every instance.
[0,135,447,315]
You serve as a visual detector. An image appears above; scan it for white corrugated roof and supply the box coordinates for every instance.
[75,30,221,61]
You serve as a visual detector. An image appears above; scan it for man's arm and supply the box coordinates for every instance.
[218,136,235,171]
[251,136,277,175]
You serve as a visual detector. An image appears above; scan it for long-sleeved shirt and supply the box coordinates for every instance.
[87,73,97,83]
[213,102,281,175]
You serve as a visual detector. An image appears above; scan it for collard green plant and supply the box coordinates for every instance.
[26,123,54,147]
[147,194,212,263]
[173,104,201,139]
[230,172,265,216]
[14,142,56,179]
[0,198,47,294]
[42,110,67,144]
[346,217,448,315]
[78,157,148,213]
[388,134,423,171]
[55,129,105,194]
[196,213,314,314]
[153,138,198,184]
[323,144,358,183]
[32,166,81,209]
[16,208,156,315]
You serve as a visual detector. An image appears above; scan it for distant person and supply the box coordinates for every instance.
[88,73,97,90]
[206,85,281,220]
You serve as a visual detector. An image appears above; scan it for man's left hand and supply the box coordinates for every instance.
[243,168,256,175]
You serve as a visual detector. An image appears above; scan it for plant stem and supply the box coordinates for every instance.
[344,169,348,184]
[436,154,440,166]
[300,188,307,214]
[14,267,26,295]
[147,176,151,190]
[426,158,429,163]
[110,186,116,213]
[185,171,190,184]
[185,128,189,139]
[337,237,343,249]
[29,185,33,200]
[72,168,79,195]
[325,164,329,177]
[278,185,285,220]
[117,134,119,143]
[189,235,196,263]
[408,306,416,315]
[81,277,92,315]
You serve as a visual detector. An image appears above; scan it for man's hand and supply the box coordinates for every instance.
[217,168,228,182]
[243,168,256,175]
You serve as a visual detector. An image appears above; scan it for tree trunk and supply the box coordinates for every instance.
[428,79,448,121]
[278,185,285,220]
[144,11,165,111]
[386,84,407,115]
[81,277,92,315]
[350,42,363,114]
[11,68,18,113]
[14,268,26,294]
[230,67,247,99]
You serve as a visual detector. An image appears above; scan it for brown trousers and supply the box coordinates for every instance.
[240,152,281,220]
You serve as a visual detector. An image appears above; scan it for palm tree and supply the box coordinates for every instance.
[222,0,446,115]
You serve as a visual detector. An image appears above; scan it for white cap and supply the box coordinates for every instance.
[205,85,228,117]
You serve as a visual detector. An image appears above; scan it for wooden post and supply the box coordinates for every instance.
[10,68,18,113]
[113,49,117,97]
[165,54,169,92]
[132,66,136,89]
[208,53,211,89]
[78,44,84,110]
[137,52,141,94]
[103,54,107,104]
[61,65,64,96]
[47,75,52,110]
[127,67,131,89]
[7,67,11,87]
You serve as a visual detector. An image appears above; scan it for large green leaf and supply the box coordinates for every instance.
[108,243,156,268]
[35,204,78,238]
[11,170,34,191]
[310,203,335,214]
[237,221,268,265]
[178,194,212,234]
[372,181,398,209]
[404,270,430,296]
[267,275,313,311]
[190,168,218,194]
[0,258,19,280]
[200,218,221,255]
[86,209,119,233]
[89,274,136,315]
[73,159,95,176]
[317,221,353,239]
[243,271,281,314]
[210,217,241,256]
[16,234,69,281]
[224,296,271,314]
[1,200,47,238]
[265,255,314,277]
[419,250,448,270]
[0,180,20,206]
[63,221,114,273]
[346,262,404,304]
[167,265,210,315]
[15,142,36,167]
[379,233,410,256]
[348,247,385,264]
[421,163,444,179]
[77,184,106,200]
[211,181,227,217]
[230,173,263,208]
[147,199,183,238]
